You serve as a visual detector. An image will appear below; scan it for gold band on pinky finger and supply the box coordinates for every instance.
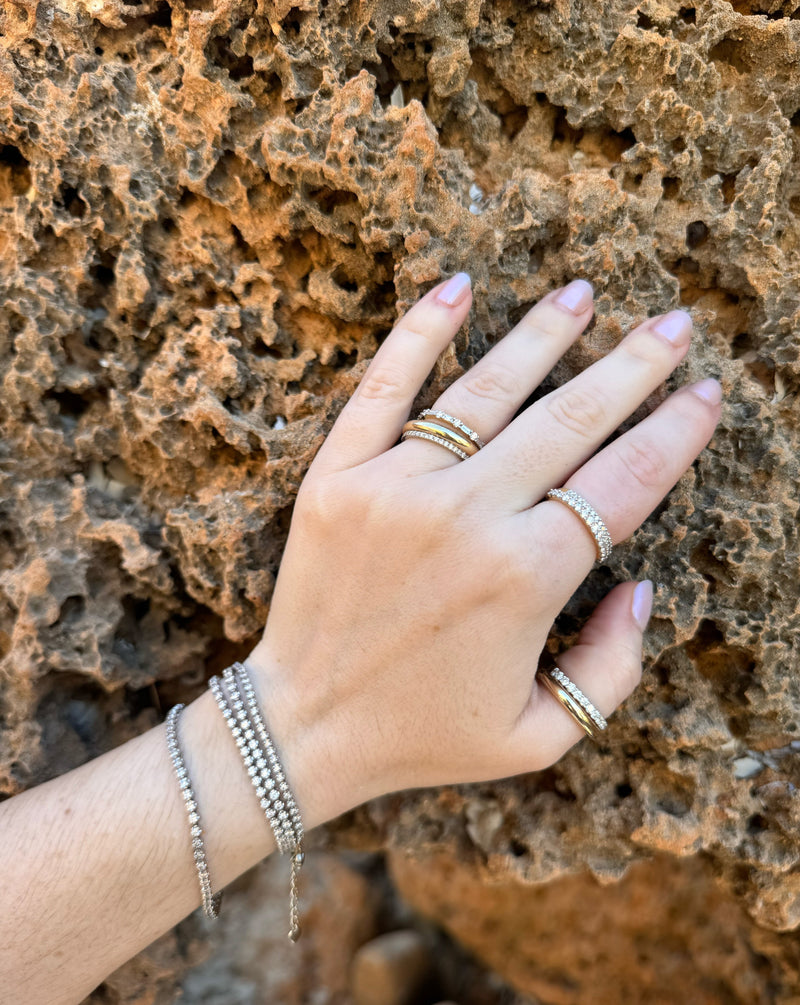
[546,488,613,563]
[401,419,480,459]
[538,667,608,741]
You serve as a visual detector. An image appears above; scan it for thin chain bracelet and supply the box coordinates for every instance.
[209,664,306,941]
[165,704,221,920]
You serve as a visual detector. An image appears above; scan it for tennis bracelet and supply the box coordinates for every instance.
[166,661,305,941]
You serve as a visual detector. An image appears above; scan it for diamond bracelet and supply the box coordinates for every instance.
[165,704,221,920]
[208,662,306,942]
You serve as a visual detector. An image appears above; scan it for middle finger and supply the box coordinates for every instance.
[461,308,694,511]
[399,279,595,471]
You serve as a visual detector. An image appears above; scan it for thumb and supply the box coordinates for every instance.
[508,580,653,772]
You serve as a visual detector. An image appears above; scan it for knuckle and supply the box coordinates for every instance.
[357,364,409,404]
[545,387,606,439]
[614,436,665,491]
[294,475,352,526]
[460,362,521,405]
[519,320,551,342]
[294,478,336,524]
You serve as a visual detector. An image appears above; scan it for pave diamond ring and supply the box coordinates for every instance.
[546,488,613,563]
[539,666,608,741]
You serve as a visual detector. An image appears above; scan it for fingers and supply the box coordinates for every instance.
[506,580,652,772]
[403,279,595,472]
[519,378,722,605]
[465,309,695,509]
[311,273,473,474]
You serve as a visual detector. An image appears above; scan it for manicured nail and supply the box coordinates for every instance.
[688,377,722,405]
[436,272,472,307]
[554,278,594,314]
[652,310,693,346]
[632,580,654,632]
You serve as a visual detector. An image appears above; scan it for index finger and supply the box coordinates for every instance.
[309,273,473,475]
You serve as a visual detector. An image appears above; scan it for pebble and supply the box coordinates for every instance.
[351,929,432,1005]
[733,755,764,779]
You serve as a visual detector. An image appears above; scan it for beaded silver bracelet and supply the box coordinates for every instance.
[209,661,306,941]
[165,704,221,920]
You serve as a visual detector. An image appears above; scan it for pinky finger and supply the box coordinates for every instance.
[506,580,652,772]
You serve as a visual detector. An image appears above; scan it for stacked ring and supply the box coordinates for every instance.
[418,409,486,449]
[538,667,608,741]
[401,410,484,462]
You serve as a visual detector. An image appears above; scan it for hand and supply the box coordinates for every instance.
[246,274,721,823]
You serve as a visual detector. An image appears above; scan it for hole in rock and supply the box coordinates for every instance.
[686,220,709,248]
[307,186,359,215]
[46,389,92,420]
[0,144,31,198]
[282,6,311,37]
[90,257,116,288]
[206,35,254,81]
[57,183,87,218]
[58,595,86,624]
[708,37,751,73]
[662,175,680,199]
[148,0,172,28]
[331,265,359,292]
[720,172,737,205]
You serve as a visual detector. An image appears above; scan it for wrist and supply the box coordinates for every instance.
[241,650,380,831]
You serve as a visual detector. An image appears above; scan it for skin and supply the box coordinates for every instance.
[0,275,721,1004]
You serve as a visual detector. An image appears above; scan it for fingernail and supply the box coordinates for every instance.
[436,272,472,307]
[554,278,594,314]
[688,377,722,405]
[632,580,654,632]
[652,309,693,346]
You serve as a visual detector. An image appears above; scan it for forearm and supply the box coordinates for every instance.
[0,677,349,1005]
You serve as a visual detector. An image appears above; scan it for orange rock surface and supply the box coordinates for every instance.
[1,1,799,1002]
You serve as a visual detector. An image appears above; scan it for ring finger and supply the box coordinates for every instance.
[463,308,696,510]
[519,376,723,611]
[399,279,595,470]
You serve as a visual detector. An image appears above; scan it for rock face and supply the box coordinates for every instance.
[1,0,799,1002]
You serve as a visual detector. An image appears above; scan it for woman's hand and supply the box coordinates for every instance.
[246,274,721,823]
[0,274,721,1005]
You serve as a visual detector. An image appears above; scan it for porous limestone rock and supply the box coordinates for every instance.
[1,1,799,1002]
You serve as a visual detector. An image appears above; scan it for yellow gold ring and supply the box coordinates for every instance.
[401,419,480,461]
[538,667,608,741]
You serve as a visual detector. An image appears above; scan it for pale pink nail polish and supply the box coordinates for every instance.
[436,272,472,307]
[632,580,654,631]
[554,279,594,314]
[689,378,722,405]
[652,310,692,346]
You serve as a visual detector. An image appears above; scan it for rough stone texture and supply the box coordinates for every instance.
[2,0,800,1002]
[390,846,800,1005]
